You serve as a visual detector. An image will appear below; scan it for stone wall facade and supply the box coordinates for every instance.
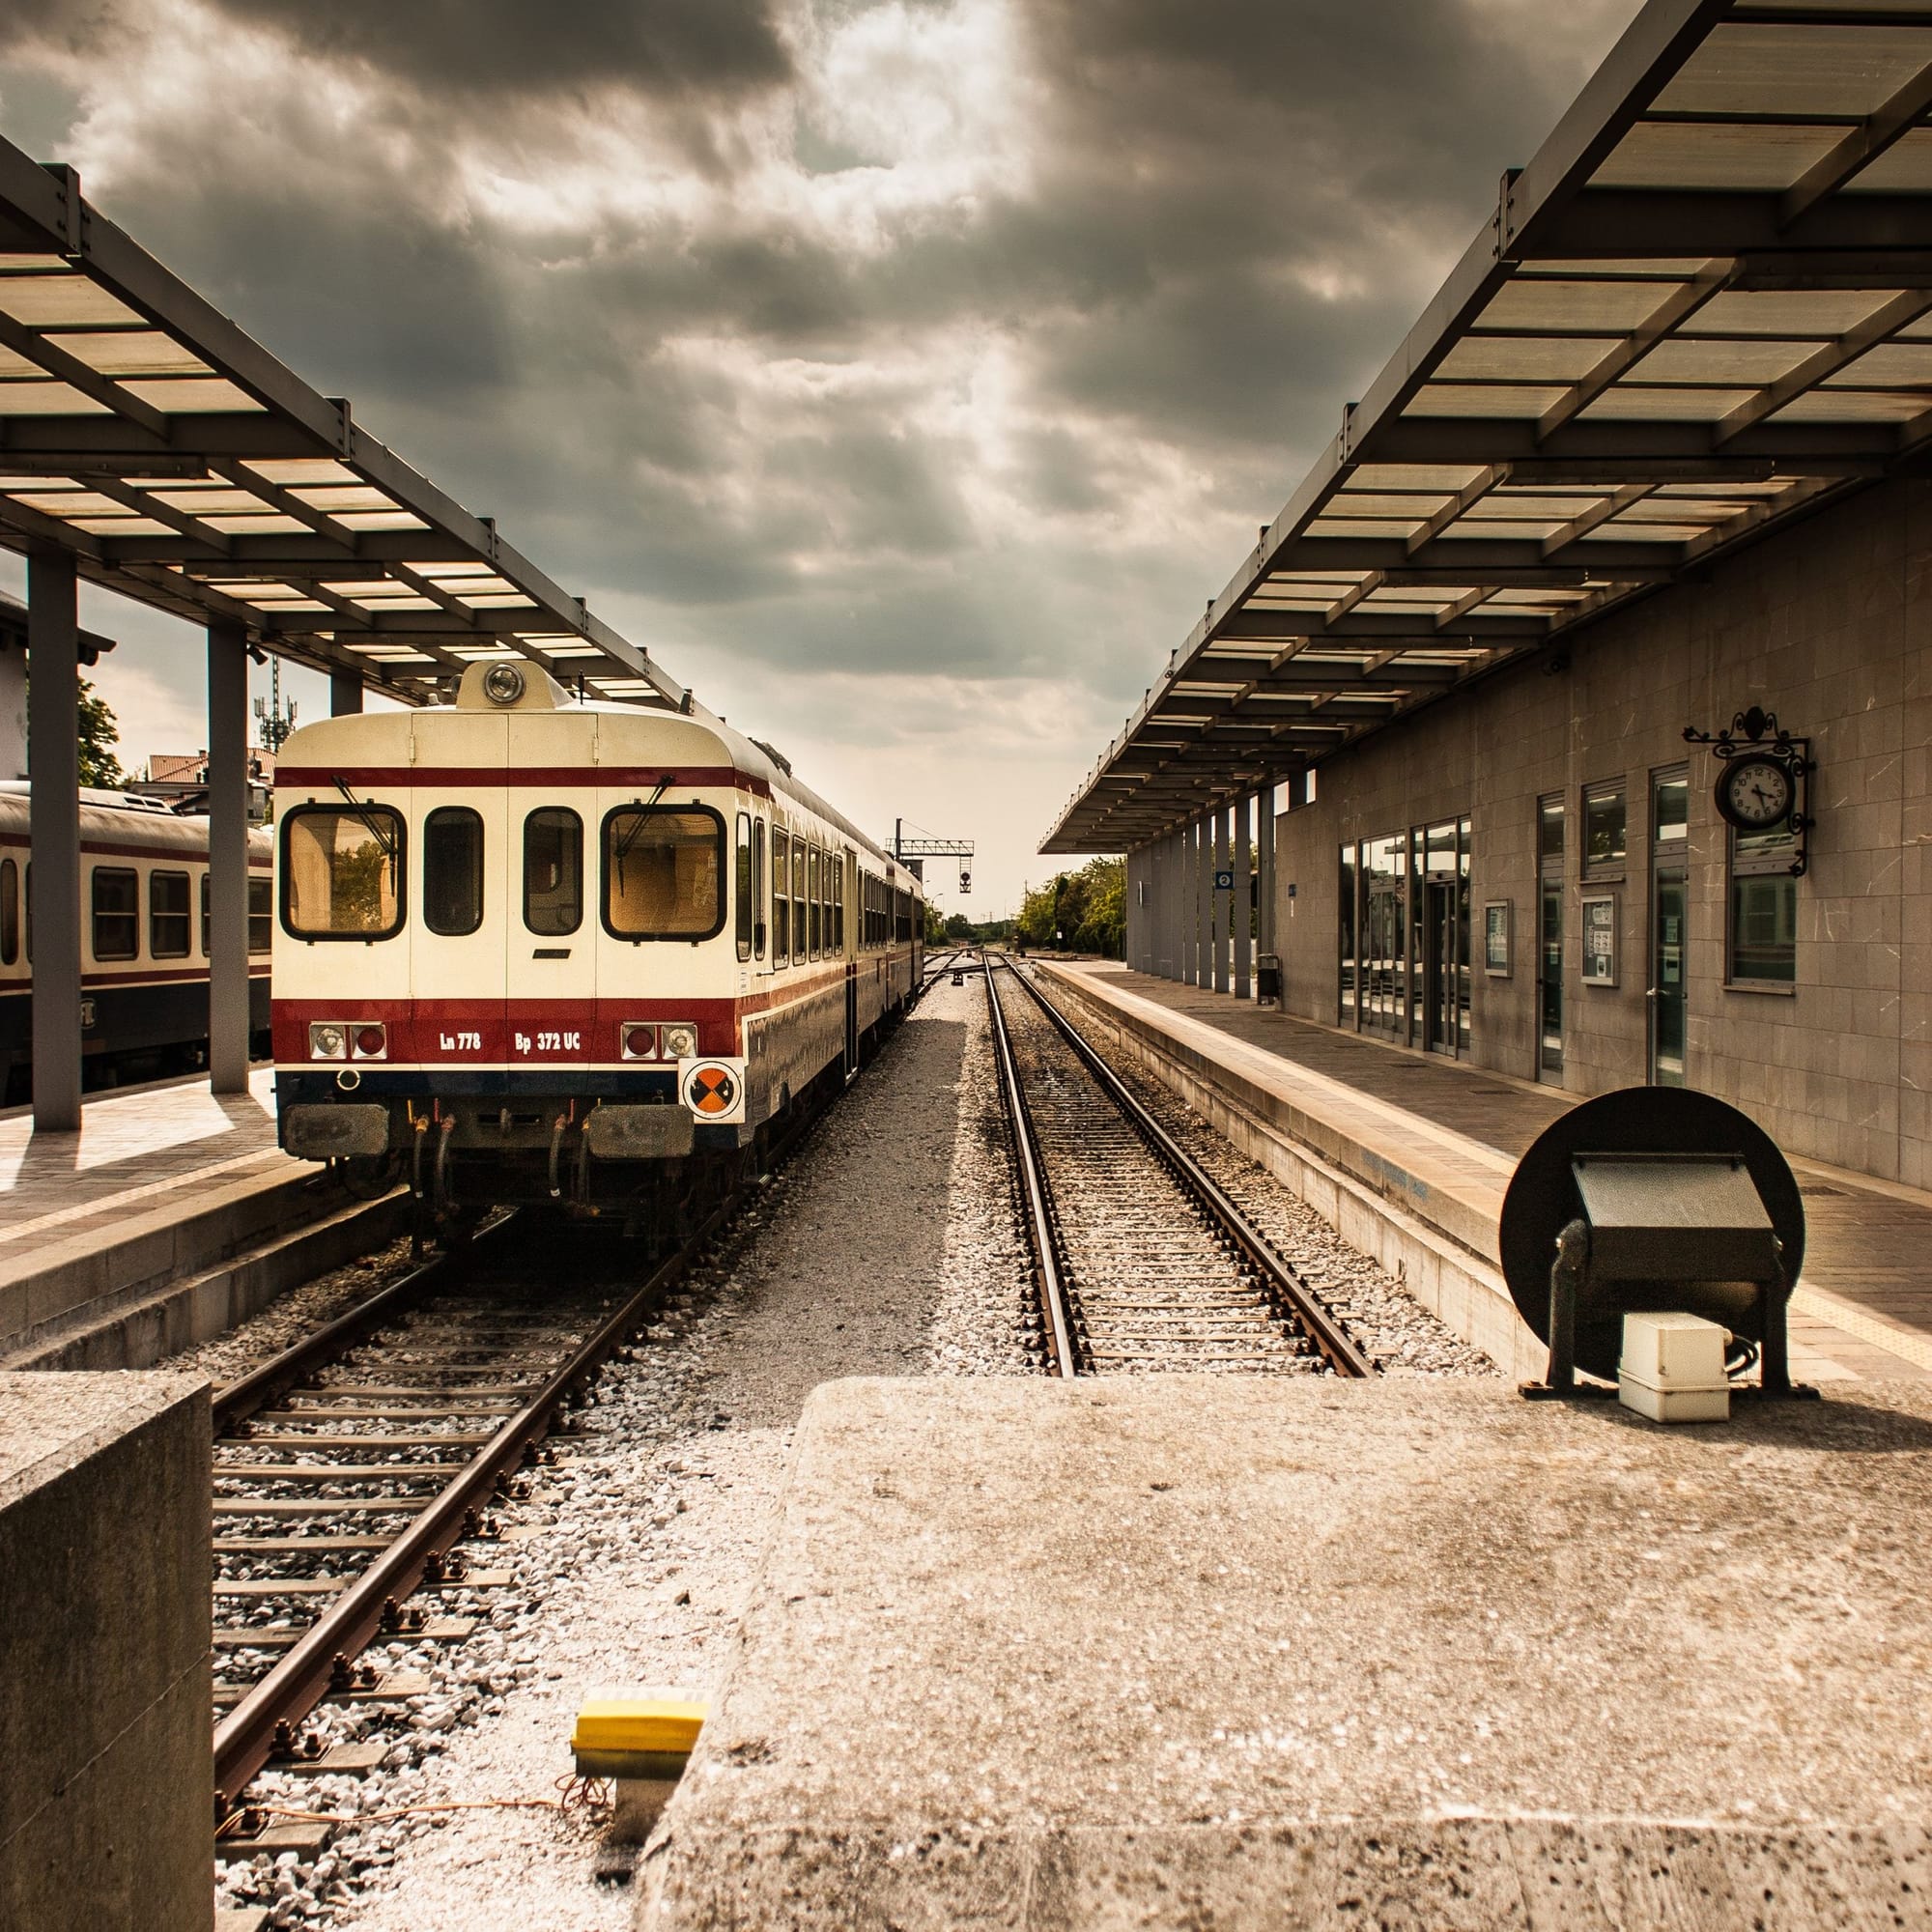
[1269,474,1932,1186]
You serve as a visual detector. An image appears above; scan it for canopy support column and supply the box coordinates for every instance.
[207,619,250,1094]
[1212,808,1231,994]
[1259,787,1278,960]
[28,549,80,1132]
[1235,797,1253,1001]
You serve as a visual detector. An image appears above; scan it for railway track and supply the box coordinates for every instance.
[984,956,1371,1380]
[207,1211,722,1809]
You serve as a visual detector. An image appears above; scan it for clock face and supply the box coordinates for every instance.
[1720,755,1793,829]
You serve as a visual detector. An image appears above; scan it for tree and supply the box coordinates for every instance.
[943,912,974,940]
[77,678,123,786]
[1016,857,1124,956]
[25,673,126,786]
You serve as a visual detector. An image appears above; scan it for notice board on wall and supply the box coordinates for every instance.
[1581,894,1617,986]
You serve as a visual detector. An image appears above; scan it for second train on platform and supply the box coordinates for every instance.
[269,661,923,1221]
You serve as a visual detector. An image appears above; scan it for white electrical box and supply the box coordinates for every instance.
[1618,1311,1731,1423]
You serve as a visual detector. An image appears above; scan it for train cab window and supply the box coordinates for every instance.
[753,820,767,960]
[524,808,582,936]
[603,807,724,941]
[734,814,753,962]
[0,857,18,966]
[424,807,485,936]
[772,834,789,964]
[248,877,273,953]
[150,869,191,959]
[92,867,139,961]
[282,805,406,939]
[808,847,821,958]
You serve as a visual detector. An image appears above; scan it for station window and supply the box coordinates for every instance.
[1537,796,1565,1078]
[734,813,753,962]
[423,807,485,937]
[604,807,723,941]
[0,856,17,967]
[1729,810,1799,987]
[248,878,272,954]
[150,869,190,959]
[91,867,139,961]
[523,808,582,937]
[282,805,406,940]
[772,834,790,964]
[1583,781,1626,876]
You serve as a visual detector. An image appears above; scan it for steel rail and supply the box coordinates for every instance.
[981,956,1078,1378]
[1003,959,1374,1379]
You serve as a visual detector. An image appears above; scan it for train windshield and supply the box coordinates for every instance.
[282,806,405,938]
[603,807,724,941]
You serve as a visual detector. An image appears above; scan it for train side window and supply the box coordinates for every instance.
[424,807,485,936]
[772,834,789,964]
[734,813,753,962]
[793,844,809,962]
[248,877,273,953]
[92,867,139,961]
[0,857,17,966]
[200,872,210,956]
[603,806,724,941]
[150,869,191,959]
[753,819,767,960]
[808,847,821,958]
[524,808,582,936]
[282,806,407,939]
[833,857,844,952]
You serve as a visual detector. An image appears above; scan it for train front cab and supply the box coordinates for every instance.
[272,668,922,1222]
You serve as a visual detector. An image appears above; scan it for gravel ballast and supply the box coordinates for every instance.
[201,969,1494,1927]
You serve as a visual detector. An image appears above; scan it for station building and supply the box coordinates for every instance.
[1045,0,1932,1189]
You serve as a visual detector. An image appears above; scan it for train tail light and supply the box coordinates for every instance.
[308,1022,347,1061]
[352,1023,388,1060]
[621,1022,659,1061]
[659,1020,699,1060]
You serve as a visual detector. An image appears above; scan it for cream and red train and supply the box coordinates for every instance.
[270,661,923,1217]
[0,787,272,1101]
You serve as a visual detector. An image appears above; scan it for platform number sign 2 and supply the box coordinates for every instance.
[1214,869,1235,891]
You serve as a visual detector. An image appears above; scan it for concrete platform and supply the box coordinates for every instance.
[0,1372,212,1931]
[642,1376,1932,1929]
[0,1067,399,1369]
[1037,962,1932,1386]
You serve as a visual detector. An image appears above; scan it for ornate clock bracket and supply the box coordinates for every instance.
[1682,705,1813,877]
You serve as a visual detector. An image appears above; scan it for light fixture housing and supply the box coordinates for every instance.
[620,1022,659,1061]
[659,1020,699,1061]
[308,1021,347,1060]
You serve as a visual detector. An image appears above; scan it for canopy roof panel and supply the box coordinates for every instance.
[1044,0,1932,853]
[0,142,690,711]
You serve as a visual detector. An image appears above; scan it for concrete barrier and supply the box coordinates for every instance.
[0,1372,212,1931]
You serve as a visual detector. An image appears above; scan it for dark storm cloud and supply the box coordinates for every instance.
[199,0,793,99]
[0,0,1643,744]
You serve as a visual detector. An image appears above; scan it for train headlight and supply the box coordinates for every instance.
[308,1022,347,1061]
[660,1020,699,1060]
[352,1023,387,1060]
[620,1022,658,1061]
[482,663,526,706]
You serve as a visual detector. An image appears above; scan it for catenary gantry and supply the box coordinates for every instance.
[1043,0,1932,854]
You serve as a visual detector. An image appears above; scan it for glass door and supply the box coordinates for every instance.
[1648,770,1689,1086]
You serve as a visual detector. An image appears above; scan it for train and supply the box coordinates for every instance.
[0,785,272,1102]
[270,660,924,1225]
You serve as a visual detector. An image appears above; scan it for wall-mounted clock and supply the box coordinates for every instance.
[1716,753,1794,830]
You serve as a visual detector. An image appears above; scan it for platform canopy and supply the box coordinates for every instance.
[0,137,689,709]
[1045,0,1932,853]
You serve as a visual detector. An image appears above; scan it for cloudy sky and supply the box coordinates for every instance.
[0,0,1640,913]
